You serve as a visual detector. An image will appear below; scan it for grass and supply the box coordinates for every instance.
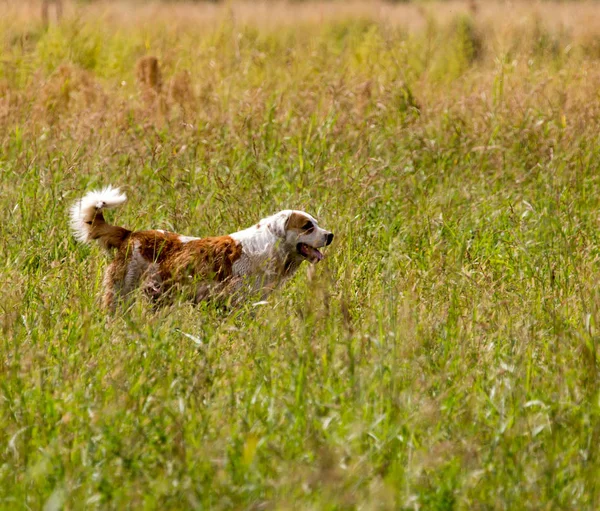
[2,0,600,508]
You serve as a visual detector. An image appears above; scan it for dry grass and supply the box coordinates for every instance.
[3,1,600,34]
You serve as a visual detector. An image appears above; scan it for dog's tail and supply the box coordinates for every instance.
[70,186,131,250]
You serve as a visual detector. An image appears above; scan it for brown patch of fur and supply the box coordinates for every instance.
[170,236,243,282]
[286,211,312,231]
[105,230,243,307]
[88,210,131,251]
[130,230,183,269]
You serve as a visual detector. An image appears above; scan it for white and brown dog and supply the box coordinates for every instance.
[70,186,334,309]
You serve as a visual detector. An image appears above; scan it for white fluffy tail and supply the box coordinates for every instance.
[70,186,127,243]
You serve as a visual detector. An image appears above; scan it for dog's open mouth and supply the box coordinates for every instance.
[297,243,324,263]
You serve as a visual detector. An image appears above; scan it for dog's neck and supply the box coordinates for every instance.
[230,223,304,280]
[231,224,279,257]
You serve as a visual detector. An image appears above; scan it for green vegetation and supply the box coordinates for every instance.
[2,2,600,509]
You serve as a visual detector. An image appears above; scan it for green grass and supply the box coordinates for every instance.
[2,2,600,509]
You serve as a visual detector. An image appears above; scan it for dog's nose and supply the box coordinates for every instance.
[326,232,334,246]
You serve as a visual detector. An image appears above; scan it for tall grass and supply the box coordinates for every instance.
[2,1,600,509]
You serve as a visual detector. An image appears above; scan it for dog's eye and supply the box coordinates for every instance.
[302,221,314,232]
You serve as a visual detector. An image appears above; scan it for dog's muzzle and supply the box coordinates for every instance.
[296,232,334,264]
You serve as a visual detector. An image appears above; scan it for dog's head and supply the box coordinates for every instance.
[267,210,333,264]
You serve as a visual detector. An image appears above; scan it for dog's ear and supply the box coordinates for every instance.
[267,210,292,238]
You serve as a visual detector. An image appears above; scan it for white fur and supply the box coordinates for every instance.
[178,235,200,243]
[230,210,330,296]
[230,215,282,291]
[69,186,127,243]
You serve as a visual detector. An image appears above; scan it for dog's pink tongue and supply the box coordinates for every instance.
[305,246,323,263]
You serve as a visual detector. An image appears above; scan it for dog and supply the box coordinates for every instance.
[70,186,334,310]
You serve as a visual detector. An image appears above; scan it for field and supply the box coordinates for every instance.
[2,0,600,508]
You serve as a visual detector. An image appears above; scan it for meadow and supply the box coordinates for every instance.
[2,0,600,508]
